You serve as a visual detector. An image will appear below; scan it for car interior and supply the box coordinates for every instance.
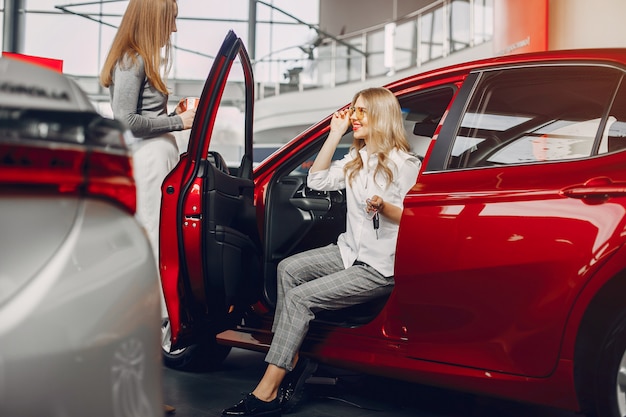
[190,85,458,332]
[257,86,456,327]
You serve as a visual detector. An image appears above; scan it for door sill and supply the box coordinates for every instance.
[216,328,272,352]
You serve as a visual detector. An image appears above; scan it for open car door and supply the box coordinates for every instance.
[160,30,258,353]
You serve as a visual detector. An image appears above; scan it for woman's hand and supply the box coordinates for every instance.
[366,195,384,215]
[179,108,196,129]
[174,97,199,114]
[367,195,402,224]
[330,108,351,136]
[174,97,198,129]
[311,108,351,173]
[173,98,186,115]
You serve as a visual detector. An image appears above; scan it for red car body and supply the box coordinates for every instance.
[160,31,626,417]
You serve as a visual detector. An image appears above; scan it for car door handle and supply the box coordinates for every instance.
[560,177,626,202]
[289,197,331,212]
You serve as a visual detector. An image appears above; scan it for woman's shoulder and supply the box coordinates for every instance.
[119,53,145,72]
[389,147,419,165]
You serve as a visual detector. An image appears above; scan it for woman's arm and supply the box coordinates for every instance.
[367,156,420,224]
[110,58,185,138]
[310,109,351,173]
[366,196,403,224]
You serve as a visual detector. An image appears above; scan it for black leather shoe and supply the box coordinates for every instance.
[222,393,281,416]
[278,358,318,414]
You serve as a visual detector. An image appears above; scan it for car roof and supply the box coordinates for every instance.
[0,57,97,113]
[386,48,626,92]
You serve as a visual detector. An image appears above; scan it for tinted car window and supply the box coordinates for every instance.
[403,86,456,158]
[288,140,352,176]
[446,65,623,169]
[599,79,626,154]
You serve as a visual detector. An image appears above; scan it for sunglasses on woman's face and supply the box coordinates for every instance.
[349,106,367,120]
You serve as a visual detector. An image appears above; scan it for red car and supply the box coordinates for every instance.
[160,31,626,417]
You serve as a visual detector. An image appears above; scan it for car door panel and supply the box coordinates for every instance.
[396,161,626,377]
[200,160,260,317]
[160,30,256,348]
[394,64,626,378]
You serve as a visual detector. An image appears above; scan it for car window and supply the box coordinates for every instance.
[599,79,626,154]
[286,138,352,176]
[253,144,283,166]
[446,65,623,169]
[401,86,456,158]
[204,54,247,170]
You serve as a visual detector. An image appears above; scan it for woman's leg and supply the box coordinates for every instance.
[132,135,179,318]
[236,244,343,407]
[266,262,393,373]
[132,135,179,261]
[224,252,393,415]
[272,244,344,332]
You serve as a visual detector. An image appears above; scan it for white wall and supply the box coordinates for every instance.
[549,0,626,50]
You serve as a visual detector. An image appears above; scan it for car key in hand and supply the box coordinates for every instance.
[367,198,380,239]
[373,211,379,239]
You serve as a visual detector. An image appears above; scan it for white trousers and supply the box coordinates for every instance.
[132,135,180,317]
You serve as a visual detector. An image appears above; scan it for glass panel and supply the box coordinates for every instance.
[367,29,386,77]
[401,86,456,158]
[395,19,417,71]
[17,0,321,84]
[174,23,247,81]
[334,43,349,85]
[473,0,494,45]
[252,22,319,85]
[450,0,471,52]
[288,136,352,176]
[600,79,626,154]
[206,58,246,167]
[316,43,334,88]
[24,14,100,76]
[419,6,444,64]
[347,37,365,83]
[447,66,621,169]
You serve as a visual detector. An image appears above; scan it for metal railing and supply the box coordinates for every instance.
[255,0,493,99]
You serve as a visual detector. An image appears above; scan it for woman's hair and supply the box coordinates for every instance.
[99,0,177,94]
[344,87,410,186]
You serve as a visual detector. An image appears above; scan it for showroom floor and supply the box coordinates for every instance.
[161,348,582,417]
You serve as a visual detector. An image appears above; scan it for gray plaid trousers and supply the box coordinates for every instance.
[265,244,394,371]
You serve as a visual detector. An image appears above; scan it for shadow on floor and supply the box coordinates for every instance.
[162,348,583,417]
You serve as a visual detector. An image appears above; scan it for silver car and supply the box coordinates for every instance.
[0,57,163,417]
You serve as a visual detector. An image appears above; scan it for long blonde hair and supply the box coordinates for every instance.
[344,87,410,186]
[99,0,177,94]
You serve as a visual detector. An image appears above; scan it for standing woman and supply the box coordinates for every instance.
[100,0,195,267]
[100,1,193,414]
[222,87,421,417]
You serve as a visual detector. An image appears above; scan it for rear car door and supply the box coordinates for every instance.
[160,31,258,348]
[393,61,626,377]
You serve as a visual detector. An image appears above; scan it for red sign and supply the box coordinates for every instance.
[1,52,64,72]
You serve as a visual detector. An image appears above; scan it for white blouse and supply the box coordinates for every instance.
[307,146,420,277]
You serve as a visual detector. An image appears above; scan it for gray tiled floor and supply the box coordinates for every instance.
[162,348,583,417]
